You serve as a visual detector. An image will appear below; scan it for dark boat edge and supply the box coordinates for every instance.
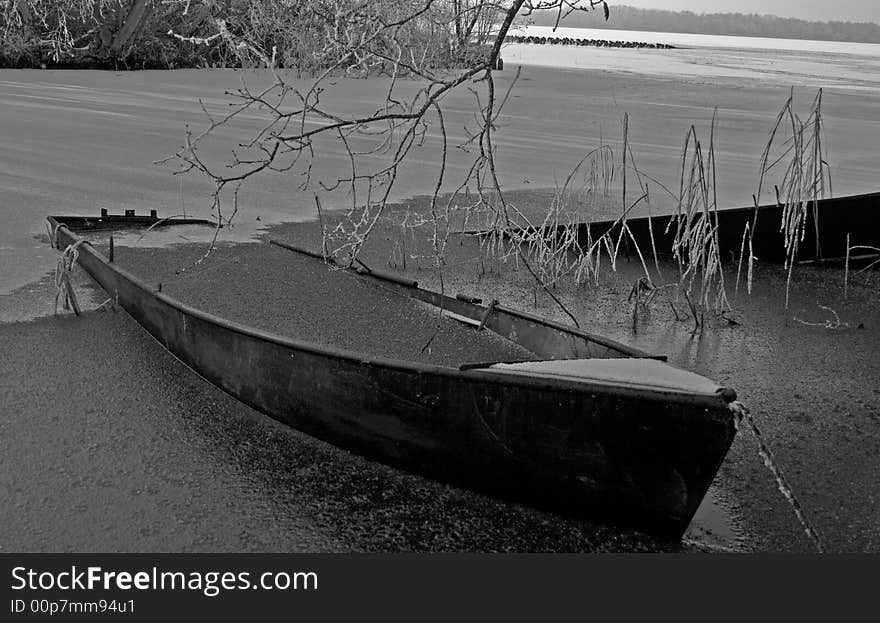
[465,191,880,264]
[50,209,217,231]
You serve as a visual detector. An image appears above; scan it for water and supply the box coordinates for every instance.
[445,222,880,551]
[509,26,880,56]
[503,27,880,91]
[4,34,880,294]
[2,42,876,294]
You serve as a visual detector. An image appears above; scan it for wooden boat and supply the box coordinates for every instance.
[580,192,880,264]
[54,208,216,232]
[47,214,740,539]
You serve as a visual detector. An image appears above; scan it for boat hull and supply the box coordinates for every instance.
[52,213,215,232]
[581,192,880,263]
[50,220,737,539]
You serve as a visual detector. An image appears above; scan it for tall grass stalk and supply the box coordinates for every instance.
[749,89,831,308]
[470,117,663,313]
[667,110,731,320]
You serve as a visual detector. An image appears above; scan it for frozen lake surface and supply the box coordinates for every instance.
[510,26,880,56]
[3,32,880,294]
[505,26,880,91]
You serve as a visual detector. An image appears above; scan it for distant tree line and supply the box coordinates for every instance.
[529,5,880,44]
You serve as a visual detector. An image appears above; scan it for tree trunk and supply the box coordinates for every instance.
[14,0,31,22]
[11,0,31,44]
[106,0,154,59]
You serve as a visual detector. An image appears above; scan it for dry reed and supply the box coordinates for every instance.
[745,89,831,308]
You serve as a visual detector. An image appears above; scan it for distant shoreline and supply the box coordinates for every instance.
[527,5,880,45]
[502,34,676,51]
[507,25,880,56]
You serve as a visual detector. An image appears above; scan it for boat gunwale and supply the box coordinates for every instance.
[50,218,734,411]
[462,190,880,253]
[617,190,880,220]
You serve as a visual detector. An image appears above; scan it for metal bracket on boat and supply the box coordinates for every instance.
[268,239,335,264]
[477,299,499,331]
[717,387,737,403]
[353,258,418,289]
[269,238,418,288]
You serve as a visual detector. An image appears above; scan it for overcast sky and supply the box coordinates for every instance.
[614,1,880,24]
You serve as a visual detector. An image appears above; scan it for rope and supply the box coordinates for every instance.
[53,240,87,316]
[729,401,826,553]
